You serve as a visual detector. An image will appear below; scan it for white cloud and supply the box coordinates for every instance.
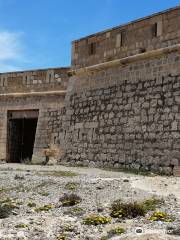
[0,31,24,72]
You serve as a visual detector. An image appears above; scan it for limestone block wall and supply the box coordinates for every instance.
[0,94,65,163]
[63,50,180,174]
[0,67,69,94]
[72,6,180,68]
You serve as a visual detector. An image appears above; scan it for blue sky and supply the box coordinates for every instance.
[0,0,179,72]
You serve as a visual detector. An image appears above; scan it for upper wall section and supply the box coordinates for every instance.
[0,67,70,94]
[72,6,180,68]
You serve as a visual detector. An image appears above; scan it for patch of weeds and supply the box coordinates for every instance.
[84,215,111,225]
[63,224,74,232]
[65,182,79,190]
[38,192,50,197]
[100,237,108,240]
[39,170,78,177]
[0,198,17,219]
[56,235,65,240]
[64,207,84,216]
[110,200,146,219]
[35,204,53,212]
[16,200,23,206]
[107,227,125,237]
[36,180,55,188]
[102,167,151,176]
[15,223,28,228]
[27,201,36,208]
[0,205,14,219]
[148,211,175,222]
[0,198,17,209]
[142,198,163,211]
[59,194,81,207]
[0,187,7,192]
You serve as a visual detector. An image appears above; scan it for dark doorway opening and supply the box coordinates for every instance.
[7,110,38,163]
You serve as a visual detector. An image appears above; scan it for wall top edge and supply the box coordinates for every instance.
[72,6,180,44]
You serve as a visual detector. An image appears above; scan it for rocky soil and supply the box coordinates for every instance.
[0,163,180,239]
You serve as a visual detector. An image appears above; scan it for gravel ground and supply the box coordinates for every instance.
[0,163,179,240]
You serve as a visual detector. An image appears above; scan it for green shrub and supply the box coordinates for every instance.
[0,205,13,219]
[56,235,65,240]
[59,194,81,207]
[142,198,163,211]
[84,215,111,225]
[107,227,125,237]
[15,223,28,228]
[110,200,146,219]
[35,204,53,212]
[0,198,17,219]
[148,211,174,222]
[27,201,36,208]
[65,182,79,190]
[64,207,84,216]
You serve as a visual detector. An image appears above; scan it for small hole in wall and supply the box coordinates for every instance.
[152,22,158,37]
[89,42,96,55]
[139,48,146,53]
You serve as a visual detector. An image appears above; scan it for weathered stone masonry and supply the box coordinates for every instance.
[63,52,180,174]
[0,68,69,163]
[0,6,180,175]
[62,7,180,174]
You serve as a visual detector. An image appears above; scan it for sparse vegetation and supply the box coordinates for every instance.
[148,211,175,222]
[110,198,164,219]
[27,201,36,208]
[107,227,126,237]
[65,182,79,190]
[35,204,53,212]
[15,223,28,228]
[63,224,75,232]
[64,207,84,216]
[142,198,163,211]
[56,235,65,240]
[59,194,81,207]
[103,167,152,176]
[39,170,78,177]
[110,200,146,219]
[84,215,111,225]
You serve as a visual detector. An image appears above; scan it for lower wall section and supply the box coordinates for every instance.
[0,95,65,164]
[63,73,180,174]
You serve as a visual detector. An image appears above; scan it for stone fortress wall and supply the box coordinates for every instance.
[62,6,180,174]
[0,68,69,163]
[0,6,180,174]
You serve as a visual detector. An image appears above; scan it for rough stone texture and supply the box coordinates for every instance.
[0,7,180,174]
[0,68,69,163]
[72,6,180,68]
[63,50,180,174]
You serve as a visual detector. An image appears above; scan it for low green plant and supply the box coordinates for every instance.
[64,207,84,216]
[40,170,78,177]
[35,204,53,212]
[59,194,81,207]
[27,201,36,208]
[100,237,108,240]
[110,200,146,219]
[84,215,111,225]
[65,182,79,190]
[0,205,14,219]
[56,235,65,240]
[0,197,17,219]
[107,227,125,237]
[142,198,163,211]
[39,192,50,196]
[148,211,174,222]
[15,223,28,228]
[64,224,74,232]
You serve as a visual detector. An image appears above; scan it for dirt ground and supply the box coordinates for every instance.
[0,163,179,240]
